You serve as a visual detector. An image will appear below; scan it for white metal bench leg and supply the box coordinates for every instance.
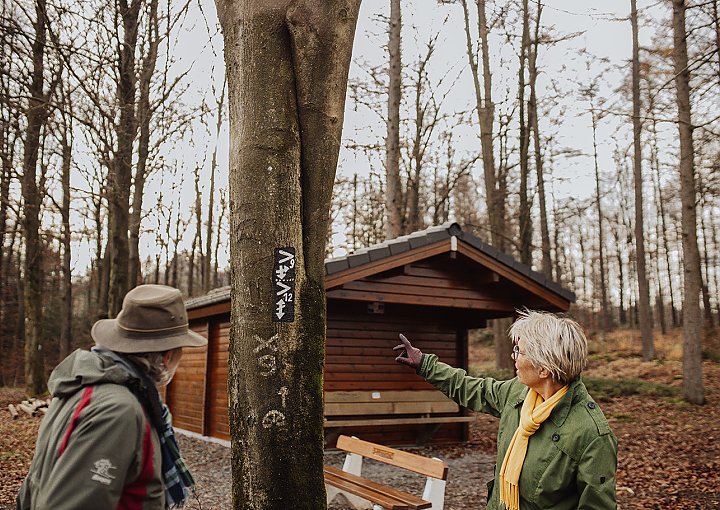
[421,457,446,510]
[326,452,374,510]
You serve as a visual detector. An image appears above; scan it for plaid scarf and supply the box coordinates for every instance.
[159,404,195,508]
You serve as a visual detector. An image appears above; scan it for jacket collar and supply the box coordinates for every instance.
[511,376,586,428]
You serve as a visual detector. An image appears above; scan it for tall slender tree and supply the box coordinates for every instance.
[672,0,705,405]
[385,0,403,238]
[21,0,53,396]
[631,0,655,359]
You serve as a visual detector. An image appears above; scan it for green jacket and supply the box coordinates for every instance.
[419,354,617,510]
[17,349,164,510]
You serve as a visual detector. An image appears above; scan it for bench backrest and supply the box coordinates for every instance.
[336,435,448,481]
[325,390,459,417]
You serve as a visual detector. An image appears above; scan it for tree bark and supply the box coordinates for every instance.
[109,0,142,317]
[459,0,511,369]
[22,0,50,396]
[59,85,73,360]
[205,78,226,293]
[631,0,654,359]
[214,1,360,507]
[129,0,160,291]
[672,0,705,404]
[518,0,532,266]
[589,100,611,332]
[529,0,551,278]
[385,0,403,238]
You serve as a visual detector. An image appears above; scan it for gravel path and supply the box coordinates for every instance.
[178,434,494,509]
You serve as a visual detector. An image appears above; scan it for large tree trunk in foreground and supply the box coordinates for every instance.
[631,0,654,360]
[672,0,704,405]
[214,1,360,507]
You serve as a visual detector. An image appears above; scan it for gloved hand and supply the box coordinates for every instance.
[394,333,423,370]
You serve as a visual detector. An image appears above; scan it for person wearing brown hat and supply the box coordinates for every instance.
[17,285,208,510]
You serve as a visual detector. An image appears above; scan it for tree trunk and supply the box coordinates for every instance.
[129,0,160,291]
[672,0,705,405]
[529,0,551,278]
[385,0,403,238]
[631,0,654,359]
[518,0,532,266]
[697,186,714,328]
[460,0,511,369]
[589,102,611,332]
[214,1,360,507]
[109,0,142,317]
[612,221,627,326]
[205,78,226,293]
[189,166,202,297]
[22,0,49,396]
[59,89,73,360]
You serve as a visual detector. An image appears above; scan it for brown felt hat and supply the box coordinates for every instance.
[91,284,207,353]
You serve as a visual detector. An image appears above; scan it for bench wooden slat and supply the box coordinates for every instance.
[324,469,410,509]
[336,435,448,480]
[325,416,475,428]
[325,390,453,403]
[324,465,431,510]
[325,400,459,416]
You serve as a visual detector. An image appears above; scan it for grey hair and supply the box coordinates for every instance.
[509,309,588,384]
[125,351,173,386]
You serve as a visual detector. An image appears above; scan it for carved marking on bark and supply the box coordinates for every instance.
[262,410,286,429]
[254,333,279,353]
[258,354,277,377]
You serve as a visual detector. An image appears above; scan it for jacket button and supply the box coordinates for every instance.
[552,434,560,442]
[587,402,597,409]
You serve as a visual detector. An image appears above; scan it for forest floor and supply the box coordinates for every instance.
[1,328,719,509]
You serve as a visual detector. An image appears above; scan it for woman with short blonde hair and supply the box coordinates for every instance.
[395,309,617,510]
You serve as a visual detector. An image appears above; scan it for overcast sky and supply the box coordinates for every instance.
[70,0,666,275]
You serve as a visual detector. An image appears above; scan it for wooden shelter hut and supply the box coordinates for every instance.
[167,223,575,446]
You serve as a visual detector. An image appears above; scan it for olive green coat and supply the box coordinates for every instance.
[419,354,617,509]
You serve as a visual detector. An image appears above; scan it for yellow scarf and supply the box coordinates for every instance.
[498,385,569,510]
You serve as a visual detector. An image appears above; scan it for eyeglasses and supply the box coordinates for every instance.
[511,342,526,360]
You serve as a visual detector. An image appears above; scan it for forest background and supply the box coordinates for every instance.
[2,0,719,409]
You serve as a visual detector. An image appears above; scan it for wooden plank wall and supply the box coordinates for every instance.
[167,322,209,434]
[184,301,470,445]
[207,317,231,440]
[326,301,460,392]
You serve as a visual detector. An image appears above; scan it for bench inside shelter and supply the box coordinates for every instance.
[324,390,474,445]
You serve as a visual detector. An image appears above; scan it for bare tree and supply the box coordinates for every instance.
[458,0,513,370]
[672,0,704,405]
[385,0,403,238]
[528,0,552,278]
[518,0,532,266]
[204,77,226,293]
[631,0,655,359]
[213,0,361,507]
[58,72,73,360]
[21,0,55,395]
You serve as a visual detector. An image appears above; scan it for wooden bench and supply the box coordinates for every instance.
[324,390,474,443]
[325,435,448,510]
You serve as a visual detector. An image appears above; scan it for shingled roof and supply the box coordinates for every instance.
[186,222,575,311]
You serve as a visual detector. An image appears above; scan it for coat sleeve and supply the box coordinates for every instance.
[576,433,619,509]
[35,390,146,510]
[418,353,517,417]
